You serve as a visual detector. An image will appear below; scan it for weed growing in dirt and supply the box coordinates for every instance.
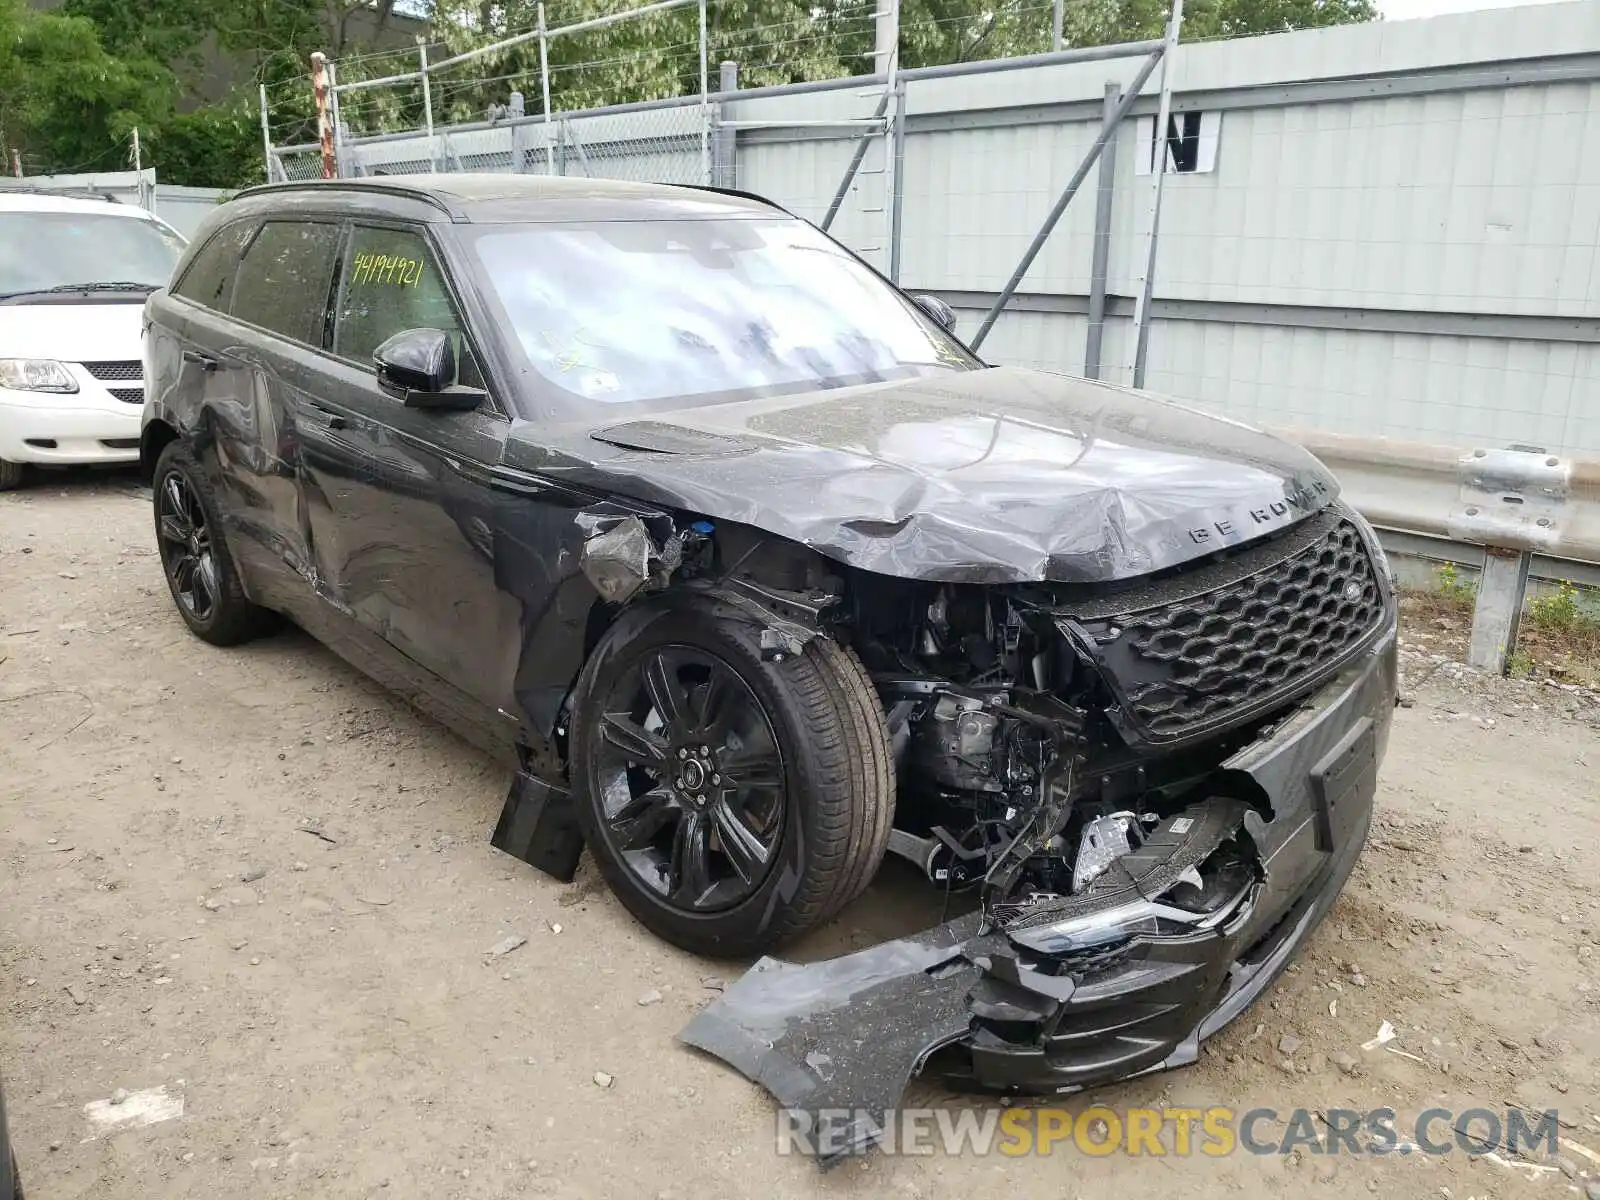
[1529,580,1583,632]
[1524,579,1600,667]
[1436,562,1476,604]
[1403,572,1600,686]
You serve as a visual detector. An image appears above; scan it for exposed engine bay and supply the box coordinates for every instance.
[847,570,1267,931]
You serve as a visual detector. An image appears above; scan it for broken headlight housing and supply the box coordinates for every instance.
[1006,870,1254,957]
[0,359,79,394]
[1005,840,1258,959]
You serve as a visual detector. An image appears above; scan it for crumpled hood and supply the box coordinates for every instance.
[0,301,144,364]
[509,366,1341,584]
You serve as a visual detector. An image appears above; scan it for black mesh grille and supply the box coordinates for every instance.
[82,361,142,381]
[108,387,144,404]
[1084,519,1384,741]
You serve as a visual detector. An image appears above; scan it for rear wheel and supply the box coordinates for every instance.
[152,441,273,646]
[0,459,22,492]
[569,603,893,958]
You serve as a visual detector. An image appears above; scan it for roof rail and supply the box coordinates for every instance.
[231,178,457,217]
[0,184,121,203]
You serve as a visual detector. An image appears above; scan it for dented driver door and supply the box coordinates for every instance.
[297,222,521,717]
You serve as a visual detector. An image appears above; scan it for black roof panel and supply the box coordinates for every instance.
[234,174,777,224]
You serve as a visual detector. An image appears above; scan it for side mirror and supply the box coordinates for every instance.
[911,293,958,334]
[374,328,484,411]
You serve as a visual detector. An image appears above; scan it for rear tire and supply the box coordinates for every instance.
[0,459,22,492]
[569,602,893,958]
[152,440,274,646]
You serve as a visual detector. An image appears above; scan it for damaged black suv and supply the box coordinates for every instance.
[141,176,1396,1114]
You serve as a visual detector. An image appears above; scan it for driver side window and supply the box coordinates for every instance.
[333,225,484,389]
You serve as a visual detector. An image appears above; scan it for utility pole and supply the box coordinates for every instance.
[311,52,336,180]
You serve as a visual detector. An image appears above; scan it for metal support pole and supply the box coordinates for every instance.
[1128,0,1184,388]
[538,4,554,175]
[327,60,346,176]
[1052,0,1064,51]
[419,40,436,173]
[258,83,274,182]
[698,0,710,184]
[565,123,593,175]
[1084,81,1120,379]
[969,48,1162,352]
[713,60,738,188]
[510,91,527,172]
[880,0,901,273]
[888,78,907,284]
[131,125,143,199]
[820,89,890,232]
[875,0,899,78]
[1469,548,1532,674]
[310,52,336,180]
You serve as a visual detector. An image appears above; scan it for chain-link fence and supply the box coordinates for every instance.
[264,0,904,187]
[276,98,712,185]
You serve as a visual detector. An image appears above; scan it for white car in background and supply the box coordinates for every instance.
[0,191,186,490]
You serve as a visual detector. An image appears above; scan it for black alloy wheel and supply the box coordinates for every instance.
[156,469,219,623]
[570,602,896,958]
[592,646,786,912]
[150,440,274,646]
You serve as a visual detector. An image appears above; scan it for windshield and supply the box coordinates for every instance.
[467,216,978,411]
[0,211,186,296]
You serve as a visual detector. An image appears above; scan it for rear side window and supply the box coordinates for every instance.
[172,221,254,312]
[230,221,342,346]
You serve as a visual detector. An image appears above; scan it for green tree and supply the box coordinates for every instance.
[0,0,174,174]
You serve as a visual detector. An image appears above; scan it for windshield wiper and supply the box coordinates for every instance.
[0,281,158,304]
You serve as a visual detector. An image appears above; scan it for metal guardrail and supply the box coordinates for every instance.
[1272,427,1600,674]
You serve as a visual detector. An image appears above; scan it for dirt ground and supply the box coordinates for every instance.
[3,471,1599,1200]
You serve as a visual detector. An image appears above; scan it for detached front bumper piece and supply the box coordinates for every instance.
[679,625,1396,1167]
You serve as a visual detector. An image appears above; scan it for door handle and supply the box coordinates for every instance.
[181,349,218,371]
[306,404,348,431]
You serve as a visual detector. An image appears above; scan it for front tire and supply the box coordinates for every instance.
[152,440,273,646]
[569,603,894,958]
[0,459,23,492]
